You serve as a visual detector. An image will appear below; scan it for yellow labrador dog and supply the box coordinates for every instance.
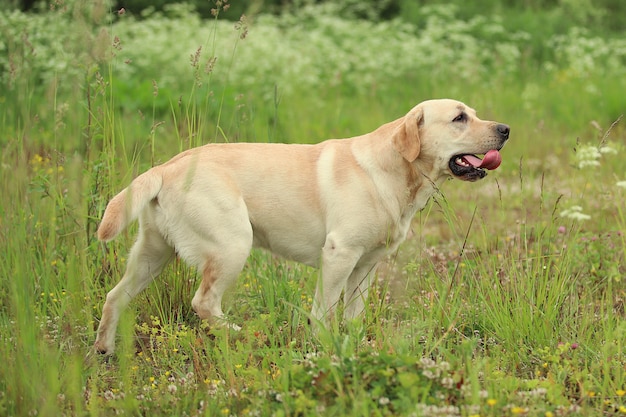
[94,99,509,354]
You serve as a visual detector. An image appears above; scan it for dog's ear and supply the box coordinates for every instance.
[392,105,423,162]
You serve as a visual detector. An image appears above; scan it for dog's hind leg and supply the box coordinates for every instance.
[95,223,174,354]
[189,204,253,330]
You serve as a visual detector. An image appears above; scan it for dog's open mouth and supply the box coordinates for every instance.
[449,149,502,181]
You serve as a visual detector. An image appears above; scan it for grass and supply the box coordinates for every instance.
[1,2,625,416]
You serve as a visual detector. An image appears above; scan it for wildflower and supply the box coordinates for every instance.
[422,370,436,379]
[545,412,554,417]
[619,405,626,414]
[511,406,527,414]
[487,399,497,406]
[617,389,625,397]
[599,145,617,154]
[420,357,437,367]
[440,377,455,389]
[617,181,626,189]
[559,206,591,221]
[576,145,601,168]
[30,154,44,166]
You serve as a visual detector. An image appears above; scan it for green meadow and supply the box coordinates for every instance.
[1,1,625,415]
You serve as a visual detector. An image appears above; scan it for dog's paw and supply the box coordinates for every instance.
[229,323,242,331]
[201,317,241,332]
[93,340,114,355]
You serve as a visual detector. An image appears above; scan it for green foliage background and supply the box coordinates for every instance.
[8,0,626,30]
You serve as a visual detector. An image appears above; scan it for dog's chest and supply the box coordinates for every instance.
[386,213,413,253]
[385,182,437,251]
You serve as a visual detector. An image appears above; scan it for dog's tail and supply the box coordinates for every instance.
[97,169,163,242]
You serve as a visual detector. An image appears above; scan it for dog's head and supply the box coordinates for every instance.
[392,99,510,182]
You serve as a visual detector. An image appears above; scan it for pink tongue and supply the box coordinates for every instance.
[463,150,502,170]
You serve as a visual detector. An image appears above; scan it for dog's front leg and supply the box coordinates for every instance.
[311,234,362,323]
[343,260,379,320]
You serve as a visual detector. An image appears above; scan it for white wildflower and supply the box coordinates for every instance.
[440,377,455,389]
[559,206,591,221]
[599,145,617,154]
[617,181,626,189]
[576,145,601,169]
[578,159,601,168]
[422,369,437,379]
[419,357,436,367]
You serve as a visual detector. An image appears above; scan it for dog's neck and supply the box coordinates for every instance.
[405,160,444,213]
[350,135,444,220]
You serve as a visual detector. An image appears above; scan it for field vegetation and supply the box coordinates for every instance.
[0,0,625,415]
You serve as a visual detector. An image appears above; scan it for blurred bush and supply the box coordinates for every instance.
[11,0,626,32]
[2,1,624,111]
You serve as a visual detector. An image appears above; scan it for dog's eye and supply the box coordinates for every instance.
[452,113,466,122]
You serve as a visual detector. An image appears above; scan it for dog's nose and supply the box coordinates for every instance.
[496,124,510,140]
